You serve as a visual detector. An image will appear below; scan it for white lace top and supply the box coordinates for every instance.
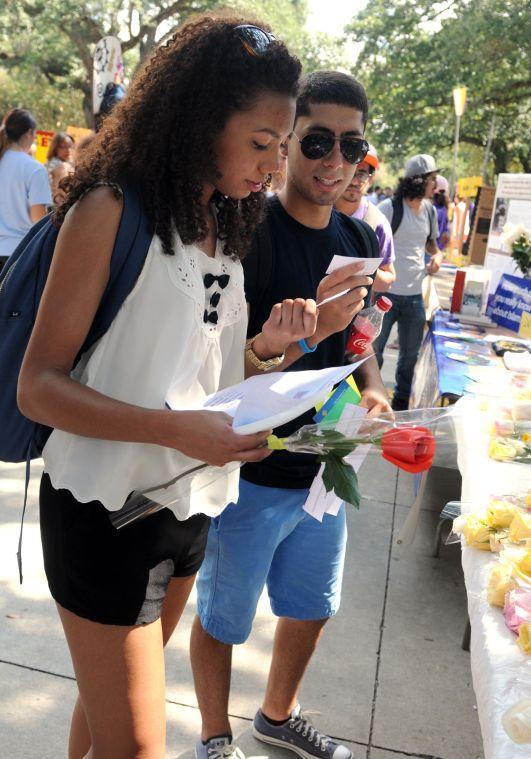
[42,232,247,519]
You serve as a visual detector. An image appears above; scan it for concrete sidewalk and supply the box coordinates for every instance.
[0,453,484,758]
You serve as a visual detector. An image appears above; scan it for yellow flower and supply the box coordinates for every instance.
[487,564,516,607]
[486,499,518,529]
[525,492,531,509]
[516,623,531,654]
[515,550,531,578]
[509,512,531,544]
[488,439,518,461]
[462,517,491,550]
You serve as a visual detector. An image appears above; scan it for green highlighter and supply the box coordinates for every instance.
[313,375,362,424]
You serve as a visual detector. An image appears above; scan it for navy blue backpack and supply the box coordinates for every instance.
[0,182,153,580]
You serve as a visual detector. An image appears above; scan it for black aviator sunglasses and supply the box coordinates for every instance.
[234,24,276,56]
[292,133,370,166]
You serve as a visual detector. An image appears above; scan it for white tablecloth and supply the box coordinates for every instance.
[454,396,531,759]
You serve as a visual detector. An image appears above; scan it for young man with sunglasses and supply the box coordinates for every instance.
[335,144,396,294]
[191,72,391,759]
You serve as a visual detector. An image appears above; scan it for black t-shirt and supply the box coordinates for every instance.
[241,197,379,490]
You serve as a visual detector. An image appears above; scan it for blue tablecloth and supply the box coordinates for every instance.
[411,311,496,407]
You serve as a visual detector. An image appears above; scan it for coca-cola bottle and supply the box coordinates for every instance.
[346,296,392,356]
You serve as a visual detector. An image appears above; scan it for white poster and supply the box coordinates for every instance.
[92,36,124,116]
[484,173,531,293]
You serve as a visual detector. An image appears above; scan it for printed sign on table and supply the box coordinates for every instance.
[484,173,531,295]
[487,274,531,334]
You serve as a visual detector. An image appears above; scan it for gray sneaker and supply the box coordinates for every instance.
[252,705,352,759]
[195,736,245,759]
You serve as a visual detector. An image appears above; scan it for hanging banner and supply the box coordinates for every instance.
[35,130,55,164]
[484,173,531,295]
[457,176,482,198]
[92,36,124,116]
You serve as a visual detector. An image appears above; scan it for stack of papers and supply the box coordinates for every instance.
[166,359,368,435]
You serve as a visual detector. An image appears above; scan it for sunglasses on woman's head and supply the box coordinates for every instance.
[293,133,370,166]
[234,25,275,57]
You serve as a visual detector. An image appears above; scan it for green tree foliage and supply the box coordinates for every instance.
[348,0,531,178]
[0,0,344,130]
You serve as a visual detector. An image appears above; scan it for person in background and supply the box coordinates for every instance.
[266,153,287,196]
[433,174,450,251]
[45,132,75,206]
[335,144,395,293]
[382,185,393,199]
[368,183,381,204]
[374,154,441,411]
[0,108,52,269]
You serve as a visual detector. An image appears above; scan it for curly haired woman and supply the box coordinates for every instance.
[18,15,315,758]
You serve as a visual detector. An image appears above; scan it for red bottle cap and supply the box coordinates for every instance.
[376,296,392,312]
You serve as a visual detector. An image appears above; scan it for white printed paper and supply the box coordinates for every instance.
[303,404,369,522]
[166,360,369,435]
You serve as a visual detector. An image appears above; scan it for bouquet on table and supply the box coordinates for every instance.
[451,491,531,654]
[487,397,531,465]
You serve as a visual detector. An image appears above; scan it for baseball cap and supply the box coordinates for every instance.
[404,154,438,177]
[435,175,449,194]
[364,144,379,171]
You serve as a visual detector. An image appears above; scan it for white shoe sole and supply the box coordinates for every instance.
[252,725,351,759]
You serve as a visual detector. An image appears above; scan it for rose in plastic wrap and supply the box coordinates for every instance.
[487,563,517,607]
[516,623,531,654]
[504,588,531,633]
[380,427,435,474]
[461,516,491,551]
[486,499,519,529]
[509,512,531,544]
[502,699,531,744]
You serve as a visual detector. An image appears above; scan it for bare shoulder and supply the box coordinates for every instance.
[55,185,124,269]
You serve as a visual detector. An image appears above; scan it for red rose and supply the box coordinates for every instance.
[381,426,435,473]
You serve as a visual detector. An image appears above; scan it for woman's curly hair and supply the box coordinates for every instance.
[55,13,301,259]
[394,174,431,201]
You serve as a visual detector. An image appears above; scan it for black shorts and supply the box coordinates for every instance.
[39,473,210,626]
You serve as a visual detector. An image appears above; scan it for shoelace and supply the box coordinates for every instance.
[288,711,331,752]
[207,745,245,759]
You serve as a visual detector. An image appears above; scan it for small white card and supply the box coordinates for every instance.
[326,255,383,276]
[316,256,383,308]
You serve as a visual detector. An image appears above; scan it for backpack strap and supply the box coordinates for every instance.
[361,199,380,232]
[77,181,153,357]
[424,199,437,243]
[391,196,403,234]
[341,214,380,259]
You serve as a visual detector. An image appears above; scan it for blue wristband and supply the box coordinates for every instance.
[298,338,317,354]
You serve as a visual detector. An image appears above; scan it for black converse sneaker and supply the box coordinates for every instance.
[252,705,352,759]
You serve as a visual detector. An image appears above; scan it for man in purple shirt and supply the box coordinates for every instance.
[335,144,395,293]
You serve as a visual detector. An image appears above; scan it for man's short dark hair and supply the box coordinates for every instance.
[295,71,369,127]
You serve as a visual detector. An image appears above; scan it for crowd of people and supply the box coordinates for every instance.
[0,14,458,759]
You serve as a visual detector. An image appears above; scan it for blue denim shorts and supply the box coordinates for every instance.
[196,478,348,644]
